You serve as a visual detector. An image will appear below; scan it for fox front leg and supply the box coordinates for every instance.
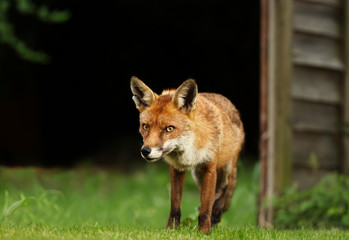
[167,166,186,229]
[198,161,217,234]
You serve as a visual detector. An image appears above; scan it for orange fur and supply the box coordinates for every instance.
[130,76,244,233]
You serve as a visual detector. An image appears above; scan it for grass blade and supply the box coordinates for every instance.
[3,196,35,219]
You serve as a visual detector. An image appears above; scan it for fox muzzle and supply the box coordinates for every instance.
[140,146,161,162]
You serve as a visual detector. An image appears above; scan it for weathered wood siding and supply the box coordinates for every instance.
[259,0,349,226]
[344,0,349,174]
[259,0,294,226]
[291,0,345,188]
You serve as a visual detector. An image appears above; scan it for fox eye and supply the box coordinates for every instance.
[165,126,175,133]
[142,124,149,131]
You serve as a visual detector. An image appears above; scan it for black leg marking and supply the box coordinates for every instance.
[211,185,228,226]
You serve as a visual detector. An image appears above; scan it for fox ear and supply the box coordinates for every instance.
[130,76,156,111]
[173,79,198,112]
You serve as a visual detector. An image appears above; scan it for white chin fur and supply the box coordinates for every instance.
[147,148,163,159]
[143,157,161,163]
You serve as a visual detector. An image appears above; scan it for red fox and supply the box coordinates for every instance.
[130,76,244,233]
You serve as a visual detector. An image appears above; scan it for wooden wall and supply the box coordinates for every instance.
[259,0,349,226]
[291,0,345,189]
[259,0,293,226]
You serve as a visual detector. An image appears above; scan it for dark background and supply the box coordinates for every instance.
[0,0,260,167]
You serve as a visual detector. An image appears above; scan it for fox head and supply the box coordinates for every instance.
[130,76,198,162]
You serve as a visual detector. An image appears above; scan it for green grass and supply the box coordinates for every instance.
[0,162,258,227]
[2,223,349,240]
[1,162,348,239]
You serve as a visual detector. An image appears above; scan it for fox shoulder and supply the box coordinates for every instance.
[198,93,242,127]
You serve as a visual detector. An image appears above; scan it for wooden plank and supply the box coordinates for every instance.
[292,66,342,104]
[273,0,293,193]
[343,0,349,174]
[292,168,333,190]
[294,0,341,38]
[259,0,293,227]
[292,100,340,133]
[293,33,344,70]
[292,132,341,170]
[265,0,277,226]
[258,0,270,228]
[298,0,341,8]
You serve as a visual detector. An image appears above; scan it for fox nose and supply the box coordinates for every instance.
[141,146,151,157]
